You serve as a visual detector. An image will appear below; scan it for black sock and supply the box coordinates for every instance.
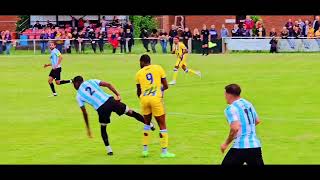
[59,80,71,84]
[206,47,209,55]
[202,48,205,55]
[101,126,110,146]
[49,83,56,93]
[127,111,145,124]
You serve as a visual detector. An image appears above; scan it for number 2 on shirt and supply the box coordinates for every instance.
[146,73,153,84]
[85,87,96,96]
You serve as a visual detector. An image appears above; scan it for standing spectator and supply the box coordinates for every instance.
[313,16,320,33]
[285,19,294,37]
[140,28,150,52]
[109,32,119,53]
[124,21,134,34]
[182,27,192,49]
[256,27,266,37]
[269,28,277,37]
[55,29,63,52]
[159,29,168,53]
[97,30,105,53]
[3,30,12,55]
[209,25,218,41]
[220,24,229,38]
[71,17,78,29]
[168,25,178,51]
[280,27,289,39]
[303,20,310,37]
[78,30,85,53]
[84,19,90,28]
[307,25,315,38]
[298,19,305,36]
[78,18,84,30]
[150,29,158,53]
[241,25,250,37]
[293,26,301,38]
[88,28,97,53]
[33,21,43,29]
[315,28,320,38]
[119,28,126,53]
[46,20,53,29]
[0,31,3,54]
[231,24,241,37]
[125,28,134,53]
[269,36,278,53]
[244,15,254,36]
[64,34,71,54]
[192,28,201,54]
[40,29,49,54]
[201,24,209,56]
[72,29,79,53]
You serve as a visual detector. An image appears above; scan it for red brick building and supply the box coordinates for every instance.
[0,16,20,32]
[155,15,318,36]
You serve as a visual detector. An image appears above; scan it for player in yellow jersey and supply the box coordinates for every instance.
[135,54,175,158]
[169,36,201,85]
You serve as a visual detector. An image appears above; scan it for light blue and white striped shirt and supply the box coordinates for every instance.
[76,79,112,110]
[224,98,261,149]
[50,48,61,68]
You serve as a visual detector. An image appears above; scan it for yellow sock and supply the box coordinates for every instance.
[159,130,168,149]
[172,69,178,81]
[187,68,197,75]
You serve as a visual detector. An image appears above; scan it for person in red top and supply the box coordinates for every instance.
[244,16,254,36]
[109,32,119,53]
[78,18,84,30]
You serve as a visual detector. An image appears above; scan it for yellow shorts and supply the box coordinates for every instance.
[140,96,165,117]
[175,57,187,68]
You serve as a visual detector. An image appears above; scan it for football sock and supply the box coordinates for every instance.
[206,47,209,55]
[172,68,178,81]
[202,47,205,55]
[106,146,113,153]
[186,68,197,75]
[159,129,168,152]
[143,125,151,151]
[49,83,56,93]
[59,80,71,84]
[127,111,145,124]
[101,126,111,152]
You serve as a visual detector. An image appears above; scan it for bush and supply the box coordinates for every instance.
[129,16,158,38]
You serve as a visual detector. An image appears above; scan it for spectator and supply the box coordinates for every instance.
[119,28,126,53]
[255,19,263,29]
[315,28,320,38]
[33,21,43,29]
[269,28,277,37]
[150,29,158,53]
[78,18,84,30]
[78,30,85,53]
[293,26,301,38]
[192,28,201,53]
[220,24,229,38]
[159,29,168,53]
[241,25,250,37]
[55,29,63,52]
[269,36,278,53]
[201,24,210,56]
[307,25,315,38]
[0,31,4,54]
[3,30,12,55]
[71,17,78,29]
[46,20,54,29]
[88,28,97,53]
[125,28,134,53]
[40,29,49,54]
[182,27,192,49]
[298,19,305,35]
[280,27,289,39]
[111,16,120,27]
[97,30,105,53]
[168,25,178,51]
[140,28,150,52]
[64,34,71,54]
[231,24,241,37]
[100,16,108,32]
[109,32,119,53]
[303,20,310,37]
[256,27,266,37]
[285,19,294,37]
[294,20,299,28]
[209,25,218,41]
[244,15,254,36]
[124,21,134,34]
[313,16,320,33]
[84,19,90,28]
[72,29,79,53]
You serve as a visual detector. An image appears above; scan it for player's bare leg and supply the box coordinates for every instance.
[142,114,153,157]
[155,114,175,158]
[48,76,57,97]
[100,124,113,156]
[169,66,179,85]
[182,65,201,78]
[125,108,155,131]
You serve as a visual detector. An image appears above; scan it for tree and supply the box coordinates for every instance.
[129,16,159,37]
[16,15,30,32]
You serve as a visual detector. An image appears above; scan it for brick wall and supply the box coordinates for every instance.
[0,16,20,32]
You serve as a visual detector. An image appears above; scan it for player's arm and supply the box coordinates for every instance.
[43,63,52,68]
[161,78,168,91]
[136,84,141,98]
[99,81,121,101]
[55,53,63,69]
[80,106,92,138]
[255,118,261,126]
[221,107,240,153]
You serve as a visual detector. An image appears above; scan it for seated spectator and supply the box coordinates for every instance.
[255,19,263,30]
[3,30,12,55]
[281,27,289,39]
[84,19,90,28]
[285,19,294,37]
[182,27,192,49]
[150,29,158,53]
[111,16,120,27]
[71,17,78,29]
[33,21,43,29]
[159,29,168,54]
[220,24,229,38]
[40,29,49,54]
[100,16,108,31]
[269,28,277,37]
[240,25,250,37]
[244,15,254,36]
[231,24,241,37]
[256,27,266,37]
[46,20,54,29]
[307,25,315,38]
[209,25,218,41]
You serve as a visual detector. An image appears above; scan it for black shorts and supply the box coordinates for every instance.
[202,40,208,45]
[49,67,61,80]
[97,97,127,125]
[222,147,264,166]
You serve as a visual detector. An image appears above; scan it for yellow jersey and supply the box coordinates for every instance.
[173,42,187,58]
[135,64,166,98]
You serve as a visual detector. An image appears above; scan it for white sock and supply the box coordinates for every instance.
[106,146,112,153]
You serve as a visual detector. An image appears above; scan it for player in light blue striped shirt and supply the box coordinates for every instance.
[72,75,154,156]
[43,41,71,97]
[221,84,264,166]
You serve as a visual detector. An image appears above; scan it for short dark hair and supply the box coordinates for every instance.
[140,54,151,64]
[73,76,84,84]
[225,84,241,96]
[49,41,56,46]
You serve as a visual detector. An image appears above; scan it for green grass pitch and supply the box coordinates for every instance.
[0,53,320,164]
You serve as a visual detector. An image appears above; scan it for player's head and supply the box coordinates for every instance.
[72,76,84,90]
[224,84,241,104]
[139,54,151,68]
[49,41,56,50]
[173,36,179,44]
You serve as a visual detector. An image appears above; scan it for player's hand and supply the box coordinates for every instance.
[114,95,121,102]
[43,64,49,68]
[220,143,228,154]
